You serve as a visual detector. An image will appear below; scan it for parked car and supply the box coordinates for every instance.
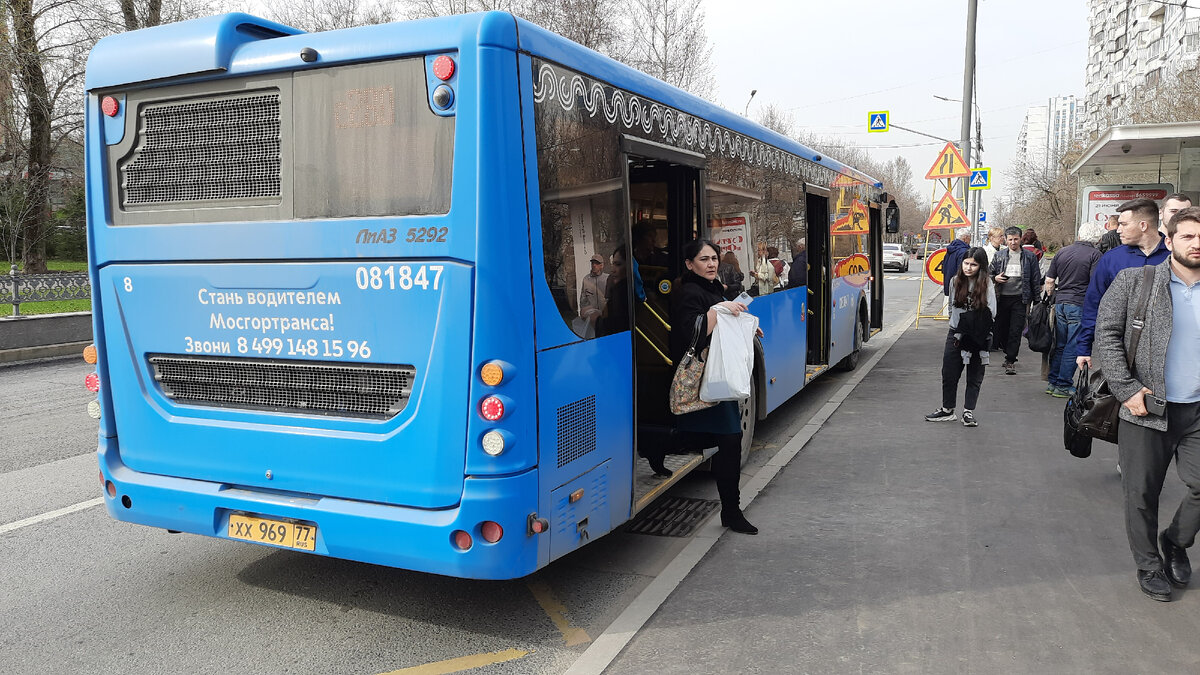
[916,241,944,259]
[882,243,910,272]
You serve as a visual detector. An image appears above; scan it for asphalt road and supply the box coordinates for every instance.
[0,272,923,675]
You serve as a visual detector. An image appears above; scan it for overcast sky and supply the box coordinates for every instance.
[705,0,1088,215]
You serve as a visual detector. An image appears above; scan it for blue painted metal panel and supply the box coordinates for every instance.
[828,276,866,367]
[98,261,472,508]
[751,287,809,414]
[98,435,541,580]
[549,460,612,561]
[536,334,634,528]
[86,13,302,90]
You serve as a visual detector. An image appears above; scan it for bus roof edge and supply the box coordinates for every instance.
[86,13,304,91]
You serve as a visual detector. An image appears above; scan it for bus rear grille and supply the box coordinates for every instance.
[122,92,281,205]
[147,354,415,419]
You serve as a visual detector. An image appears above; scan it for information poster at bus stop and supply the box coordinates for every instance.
[1083,184,1173,229]
[708,213,752,280]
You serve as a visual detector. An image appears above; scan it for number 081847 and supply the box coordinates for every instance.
[227,513,316,551]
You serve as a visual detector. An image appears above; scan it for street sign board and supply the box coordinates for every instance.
[1083,184,1173,228]
[925,247,948,285]
[923,192,970,230]
[925,142,971,180]
[979,210,987,223]
[868,111,889,133]
[968,167,991,190]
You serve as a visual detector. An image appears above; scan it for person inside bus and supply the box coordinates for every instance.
[578,253,609,338]
[597,245,631,338]
[717,250,744,300]
[670,238,763,535]
[785,238,807,289]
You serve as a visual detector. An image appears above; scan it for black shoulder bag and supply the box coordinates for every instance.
[1065,265,1155,450]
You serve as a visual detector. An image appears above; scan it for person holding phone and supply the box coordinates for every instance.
[1094,206,1200,603]
[989,226,1043,375]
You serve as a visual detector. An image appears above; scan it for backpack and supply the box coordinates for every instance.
[1025,292,1053,353]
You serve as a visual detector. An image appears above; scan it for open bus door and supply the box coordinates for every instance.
[869,203,884,333]
[804,186,831,366]
[620,136,708,512]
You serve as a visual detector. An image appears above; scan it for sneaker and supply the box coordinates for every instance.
[1004,362,1016,375]
[961,410,978,427]
[1045,385,1056,395]
[925,407,957,422]
[1050,387,1071,398]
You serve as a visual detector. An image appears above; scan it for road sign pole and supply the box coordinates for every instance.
[959,0,978,242]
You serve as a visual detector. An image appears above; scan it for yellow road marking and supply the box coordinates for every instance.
[527,580,592,646]
[378,648,529,675]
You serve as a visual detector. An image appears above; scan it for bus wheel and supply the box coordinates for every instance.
[835,314,863,372]
[738,373,757,467]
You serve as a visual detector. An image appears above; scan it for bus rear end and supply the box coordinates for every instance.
[85,13,543,579]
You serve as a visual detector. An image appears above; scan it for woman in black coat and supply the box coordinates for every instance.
[670,238,761,535]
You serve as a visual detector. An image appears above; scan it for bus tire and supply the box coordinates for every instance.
[738,371,758,467]
[834,311,864,372]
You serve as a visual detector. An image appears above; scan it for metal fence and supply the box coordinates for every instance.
[2,272,92,316]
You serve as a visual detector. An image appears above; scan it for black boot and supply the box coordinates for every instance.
[645,449,672,478]
[714,444,757,535]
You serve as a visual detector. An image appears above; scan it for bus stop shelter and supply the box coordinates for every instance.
[1069,121,1200,231]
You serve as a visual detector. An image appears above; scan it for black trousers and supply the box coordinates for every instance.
[681,431,744,514]
[994,294,1027,364]
[1118,403,1200,572]
[941,332,985,410]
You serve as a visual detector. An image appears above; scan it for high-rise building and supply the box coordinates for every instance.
[1016,96,1085,174]
[1085,0,1200,133]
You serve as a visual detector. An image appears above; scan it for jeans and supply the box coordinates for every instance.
[941,332,985,410]
[1118,403,1200,572]
[995,294,1027,364]
[1048,303,1082,389]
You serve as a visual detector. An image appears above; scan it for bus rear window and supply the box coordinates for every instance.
[108,57,453,225]
[293,59,453,218]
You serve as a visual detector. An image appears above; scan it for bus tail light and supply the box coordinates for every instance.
[479,396,504,421]
[480,361,504,386]
[432,55,456,80]
[527,513,549,536]
[481,521,503,543]
[83,344,97,364]
[452,529,472,551]
[105,480,116,498]
[85,372,101,393]
[101,96,120,117]
[481,430,505,456]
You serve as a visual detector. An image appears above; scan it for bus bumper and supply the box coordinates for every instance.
[97,436,543,580]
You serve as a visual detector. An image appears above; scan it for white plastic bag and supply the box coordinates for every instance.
[700,304,758,402]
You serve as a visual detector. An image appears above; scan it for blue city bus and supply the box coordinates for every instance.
[84,12,886,579]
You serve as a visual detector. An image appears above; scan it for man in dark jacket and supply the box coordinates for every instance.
[942,227,972,297]
[1076,198,1170,371]
[1094,206,1200,602]
[989,226,1044,375]
[1042,222,1103,396]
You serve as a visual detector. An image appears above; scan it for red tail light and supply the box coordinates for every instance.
[432,55,456,81]
[452,530,472,551]
[85,372,101,393]
[481,521,503,543]
[479,396,504,421]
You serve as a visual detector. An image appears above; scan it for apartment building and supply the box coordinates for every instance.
[1085,0,1200,132]
[1016,95,1085,173]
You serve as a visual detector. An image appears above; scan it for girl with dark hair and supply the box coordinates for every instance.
[926,247,996,427]
[717,250,744,300]
[670,239,762,534]
[1021,228,1045,260]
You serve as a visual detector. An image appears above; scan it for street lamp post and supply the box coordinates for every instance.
[744,89,757,117]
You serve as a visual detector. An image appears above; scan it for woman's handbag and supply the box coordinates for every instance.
[669,315,718,415]
[1070,265,1156,444]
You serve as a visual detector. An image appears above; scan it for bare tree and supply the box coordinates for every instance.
[401,0,521,19]
[268,0,398,32]
[621,0,714,99]
[754,103,794,138]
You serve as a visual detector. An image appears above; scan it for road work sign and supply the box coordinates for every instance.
[923,192,969,230]
[969,168,991,190]
[925,142,970,180]
[925,247,948,285]
[868,111,889,133]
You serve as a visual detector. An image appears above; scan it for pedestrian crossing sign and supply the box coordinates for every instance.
[868,111,889,133]
[969,167,991,191]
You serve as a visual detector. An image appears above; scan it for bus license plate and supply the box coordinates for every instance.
[228,514,316,551]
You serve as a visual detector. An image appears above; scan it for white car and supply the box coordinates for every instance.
[883,243,910,272]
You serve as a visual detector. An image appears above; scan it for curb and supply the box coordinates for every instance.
[0,341,92,365]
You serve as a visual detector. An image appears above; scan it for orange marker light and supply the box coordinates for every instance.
[480,362,504,386]
[83,344,97,364]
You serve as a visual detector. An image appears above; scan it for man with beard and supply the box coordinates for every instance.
[1094,206,1200,602]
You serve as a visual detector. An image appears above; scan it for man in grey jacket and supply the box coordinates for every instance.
[989,227,1044,375]
[1095,206,1200,602]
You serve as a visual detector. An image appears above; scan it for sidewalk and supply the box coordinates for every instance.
[604,316,1200,674]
